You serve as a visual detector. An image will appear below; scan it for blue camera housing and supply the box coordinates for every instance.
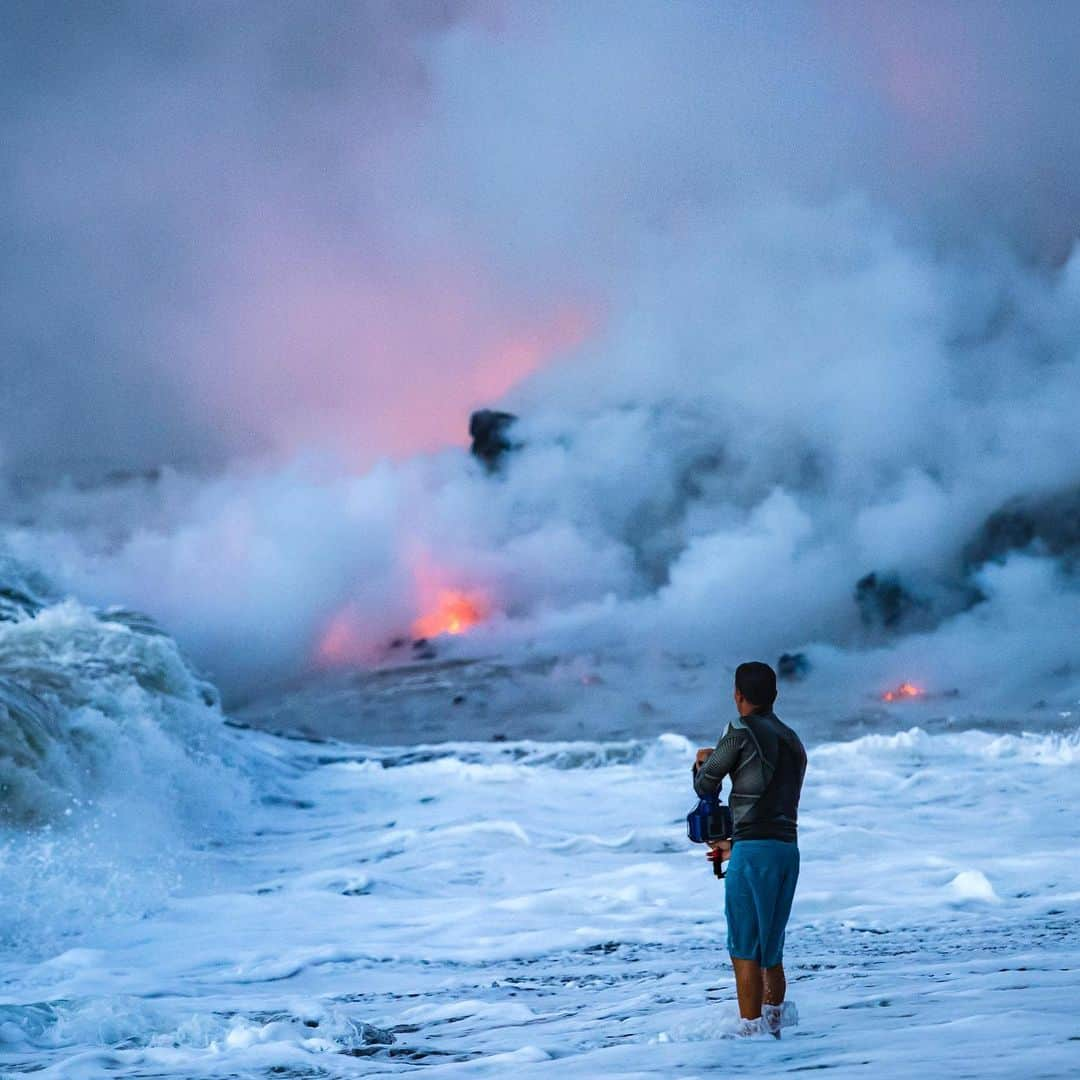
[686,794,733,844]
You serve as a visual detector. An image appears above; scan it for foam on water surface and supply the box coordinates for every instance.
[0,593,267,964]
[2,718,1078,1077]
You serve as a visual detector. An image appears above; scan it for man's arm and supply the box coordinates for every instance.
[693,725,742,798]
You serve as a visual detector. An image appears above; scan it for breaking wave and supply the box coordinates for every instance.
[0,556,253,950]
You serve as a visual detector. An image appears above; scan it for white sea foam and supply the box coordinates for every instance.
[0,582,258,954]
[2,717,1076,1077]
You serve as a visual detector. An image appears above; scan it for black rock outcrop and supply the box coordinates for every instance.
[963,486,1080,569]
[469,409,518,471]
[777,652,810,681]
[854,572,926,630]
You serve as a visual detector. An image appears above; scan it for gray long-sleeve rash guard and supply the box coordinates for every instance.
[693,710,807,843]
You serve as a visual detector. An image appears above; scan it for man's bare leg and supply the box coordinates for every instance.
[731,957,764,1019]
[763,964,785,1005]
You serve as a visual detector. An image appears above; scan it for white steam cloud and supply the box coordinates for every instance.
[3,4,1080,715]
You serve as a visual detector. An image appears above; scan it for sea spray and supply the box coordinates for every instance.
[0,561,254,952]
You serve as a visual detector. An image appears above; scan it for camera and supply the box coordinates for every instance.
[686,793,733,878]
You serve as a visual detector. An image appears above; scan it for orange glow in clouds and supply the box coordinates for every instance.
[315,606,370,667]
[412,589,490,639]
[882,681,924,702]
[313,580,493,668]
[213,244,600,469]
[469,304,596,404]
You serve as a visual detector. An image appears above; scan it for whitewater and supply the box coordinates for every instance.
[2,585,1078,1077]
[9,4,1080,1076]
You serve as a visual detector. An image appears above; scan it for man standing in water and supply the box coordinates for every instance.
[693,661,807,1038]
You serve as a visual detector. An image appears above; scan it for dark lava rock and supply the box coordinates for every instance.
[411,638,437,661]
[963,486,1080,569]
[338,1022,396,1055]
[359,1022,396,1045]
[469,409,518,471]
[777,652,810,681]
[855,572,926,630]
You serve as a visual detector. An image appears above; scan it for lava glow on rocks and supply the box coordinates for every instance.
[314,585,491,668]
[882,681,925,702]
[412,589,489,639]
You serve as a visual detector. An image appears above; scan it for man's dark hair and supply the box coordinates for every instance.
[735,661,777,709]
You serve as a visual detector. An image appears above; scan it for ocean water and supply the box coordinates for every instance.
[2,583,1079,1077]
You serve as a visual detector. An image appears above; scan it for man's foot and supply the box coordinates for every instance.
[762,1000,799,1037]
[735,1016,770,1038]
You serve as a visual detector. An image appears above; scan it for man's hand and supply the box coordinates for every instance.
[695,747,713,767]
[707,839,732,860]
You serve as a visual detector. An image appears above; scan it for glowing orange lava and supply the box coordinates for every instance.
[882,682,924,702]
[412,589,489,639]
[315,605,369,666]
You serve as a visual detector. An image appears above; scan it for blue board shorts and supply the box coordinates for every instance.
[724,839,800,968]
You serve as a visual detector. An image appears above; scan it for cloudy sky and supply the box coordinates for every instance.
[4,1,1080,479]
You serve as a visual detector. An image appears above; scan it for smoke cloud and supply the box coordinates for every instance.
[4,2,1080,710]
